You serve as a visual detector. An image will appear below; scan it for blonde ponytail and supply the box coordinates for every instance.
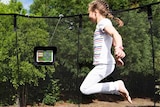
[107,12,124,27]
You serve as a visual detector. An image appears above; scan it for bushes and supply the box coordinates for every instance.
[42,79,60,105]
[42,93,57,105]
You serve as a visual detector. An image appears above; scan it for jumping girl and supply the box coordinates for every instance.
[80,0,132,104]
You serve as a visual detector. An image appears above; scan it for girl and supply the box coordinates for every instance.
[80,0,132,104]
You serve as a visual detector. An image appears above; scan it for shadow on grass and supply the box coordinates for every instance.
[81,94,125,104]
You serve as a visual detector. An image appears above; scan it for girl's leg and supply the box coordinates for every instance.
[80,64,132,103]
[80,65,119,95]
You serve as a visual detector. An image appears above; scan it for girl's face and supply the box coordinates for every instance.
[88,7,97,23]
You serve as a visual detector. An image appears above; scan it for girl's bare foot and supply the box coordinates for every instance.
[116,80,132,104]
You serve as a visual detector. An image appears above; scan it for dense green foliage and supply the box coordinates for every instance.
[0,0,160,106]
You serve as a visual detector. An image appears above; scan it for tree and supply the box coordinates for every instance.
[30,0,92,16]
[0,1,57,106]
[152,4,160,98]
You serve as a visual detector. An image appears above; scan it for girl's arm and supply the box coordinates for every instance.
[104,25,125,66]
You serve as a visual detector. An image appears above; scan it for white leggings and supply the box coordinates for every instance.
[80,64,119,95]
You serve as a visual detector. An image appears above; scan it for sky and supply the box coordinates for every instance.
[1,0,33,10]
[0,0,10,4]
[18,0,33,10]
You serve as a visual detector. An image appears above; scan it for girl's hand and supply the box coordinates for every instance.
[114,46,125,58]
[116,58,124,66]
[114,46,125,66]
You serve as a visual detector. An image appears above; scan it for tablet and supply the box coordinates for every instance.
[34,46,57,65]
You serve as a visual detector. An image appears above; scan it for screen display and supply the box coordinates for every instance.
[34,46,57,65]
[37,50,53,62]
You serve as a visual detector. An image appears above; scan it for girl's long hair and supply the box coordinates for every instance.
[88,0,124,27]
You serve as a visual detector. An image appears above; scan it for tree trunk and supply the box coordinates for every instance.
[21,85,27,107]
[15,91,20,107]
[16,86,27,107]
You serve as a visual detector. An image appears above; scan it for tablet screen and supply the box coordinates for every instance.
[37,50,53,62]
[34,46,57,65]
